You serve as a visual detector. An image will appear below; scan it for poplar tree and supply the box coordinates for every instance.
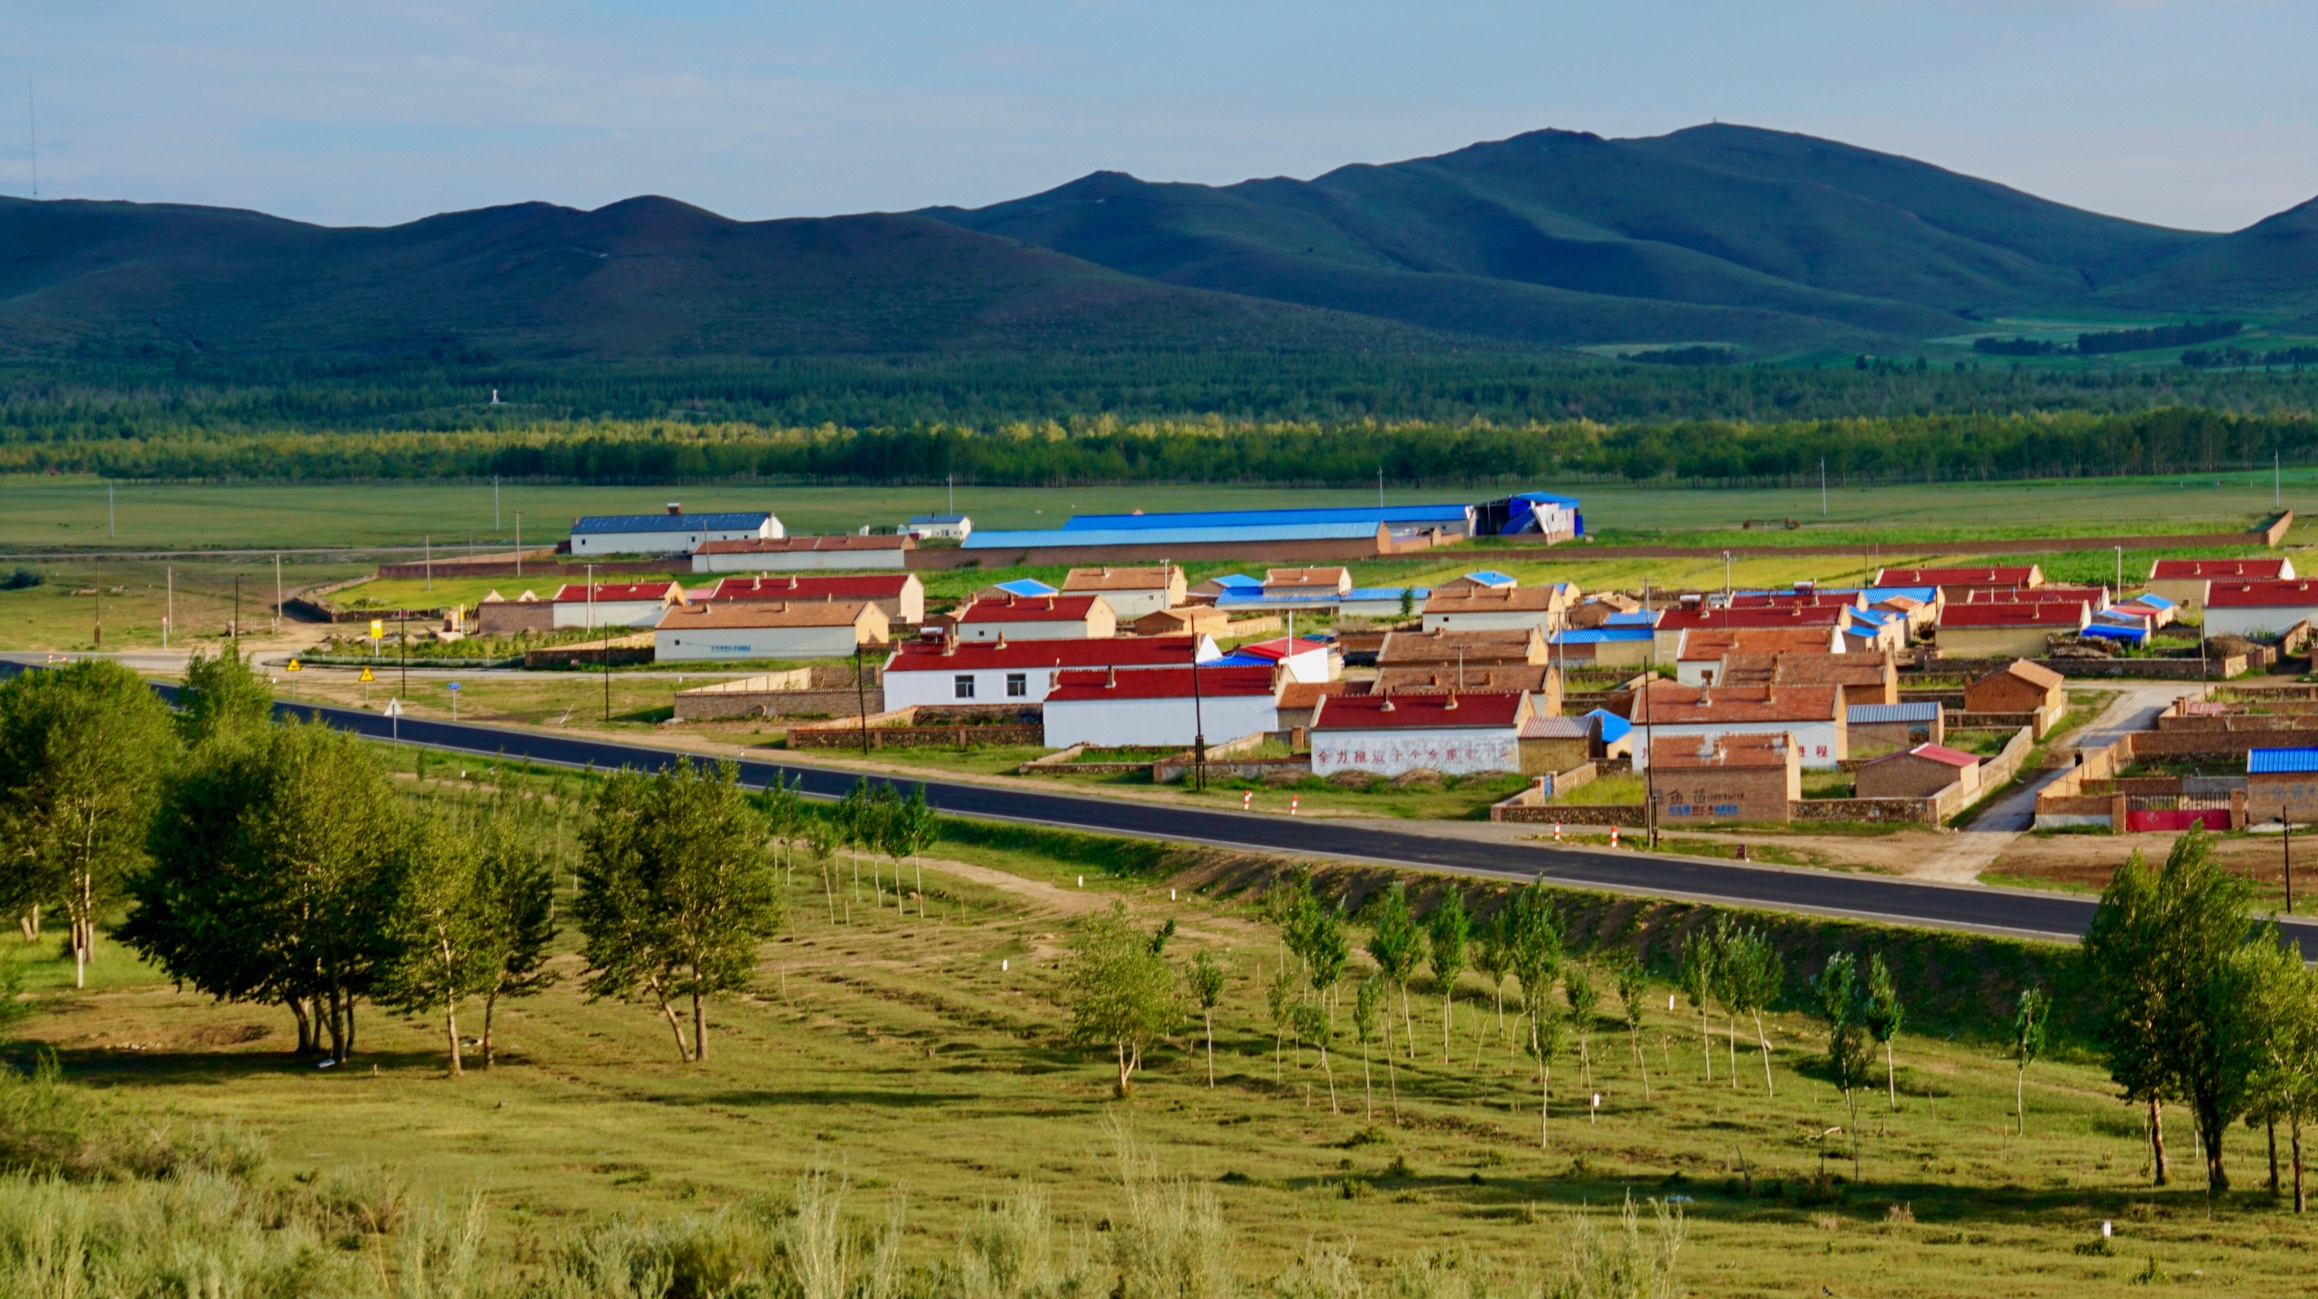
[890,785,940,918]
[177,648,275,745]
[470,815,560,1068]
[1364,882,1422,1060]
[1811,952,1869,1176]
[1615,958,1652,1101]
[1426,890,1469,1064]
[380,818,499,1076]
[1564,963,1600,1096]
[1505,882,1564,1147]
[1062,900,1183,1098]
[2010,986,2049,1137]
[1863,952,1906,1111]
[1721,925,1784,1097]
[1471,909,1512,1064]
[1353,975,1383,1122]
[574,761,783,1063]
[1678,927,1716,1082]
[1185,950,1226,1088]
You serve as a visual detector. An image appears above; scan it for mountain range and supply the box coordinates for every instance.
[4,123,2316,363]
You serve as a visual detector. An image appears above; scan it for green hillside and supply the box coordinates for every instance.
[0,195,1464,361]
[928,124,2229,351]
[2100,196,2318,315]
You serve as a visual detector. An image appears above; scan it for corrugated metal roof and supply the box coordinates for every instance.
[1215,587,1427,608]
[572,511,771,535]
[1552,627,1655,643]
[964,522,1382,550]
[993,579,1057,597]
[1314,691,1526,731]
[1063,505,1471,531]
[1848,702,1941,723]
[1047,665,1277,701]
[1587,709,1632,743]
[2249,748,2318,774]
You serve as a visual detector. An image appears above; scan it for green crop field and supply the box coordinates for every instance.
[7,764,2311,1298]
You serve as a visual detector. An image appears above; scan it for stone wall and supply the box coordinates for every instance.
[790,705,1041,750]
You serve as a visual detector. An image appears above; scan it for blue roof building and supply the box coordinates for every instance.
[2249,749,2318,774]
[965,522,1385,551]
[569,508,780,556]
[990,578,1058,598]
[1063,504,1474,535]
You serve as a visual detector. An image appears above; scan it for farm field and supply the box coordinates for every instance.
[3,469,2315,556]
[8,773,2312,1298]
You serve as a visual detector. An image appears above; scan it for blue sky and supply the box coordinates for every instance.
[4,1,2316,232]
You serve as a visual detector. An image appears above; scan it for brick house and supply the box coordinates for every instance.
[1649,733,1801,824]
[2248,748,2318,823]
[1854,744,1981,800]
[1964,659,2066,729]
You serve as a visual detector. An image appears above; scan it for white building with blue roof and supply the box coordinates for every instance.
[569,505,781,556]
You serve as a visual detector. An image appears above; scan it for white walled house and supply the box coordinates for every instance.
[691,535,911,573]
[550,581,687,630]
[569,506,781,556]
[703,573,926,624]
[1627,681,1846,770]
[902,514,972,541]
[1042,665,1281,749]
[1420,585,1565,634]
[1310,691,1530,777]
[653,600,888,662]
[2202,579,2318,639]
[1219,636,1335,683]
[955,594,1116,641]
[881,635,1220,708]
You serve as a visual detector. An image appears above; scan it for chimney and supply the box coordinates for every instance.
[1444,693,1458,710]
[1794,580,1815,595]
[666,502,682,515]
[1105,667,1117,688]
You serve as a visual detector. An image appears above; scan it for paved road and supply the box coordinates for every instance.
[15,657,2309,952]
[260,695,2318,954]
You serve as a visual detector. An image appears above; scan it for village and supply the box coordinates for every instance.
[256,492,2318,883]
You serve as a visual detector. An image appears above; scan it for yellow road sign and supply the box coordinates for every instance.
[369,619,384,639]
[286,659,302,672]
[359,667,374,682]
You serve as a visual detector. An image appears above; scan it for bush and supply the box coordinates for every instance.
[0,1054,265,1182]
[0,568,41,591]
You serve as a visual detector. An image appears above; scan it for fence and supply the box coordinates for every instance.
[672,665,888,720]
[790,705,1041,750]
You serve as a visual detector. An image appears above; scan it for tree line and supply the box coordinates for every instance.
[6,405,2318,489]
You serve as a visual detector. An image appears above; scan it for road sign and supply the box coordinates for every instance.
[286,659,301,672]
[446,681,461,692]
[369,619,384,639]
[383,698,404,717]
[359,667,374,682]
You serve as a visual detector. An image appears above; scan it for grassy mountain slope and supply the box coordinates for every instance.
[0,195,1461,360]
[928,124,2227,349]
[2098,196,2318,316]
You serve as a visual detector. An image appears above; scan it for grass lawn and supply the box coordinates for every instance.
[10,765,2318,1295]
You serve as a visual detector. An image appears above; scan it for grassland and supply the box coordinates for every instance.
[8,761,2315,1296]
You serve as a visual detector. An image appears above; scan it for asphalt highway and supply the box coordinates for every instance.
[258,696,2318,952]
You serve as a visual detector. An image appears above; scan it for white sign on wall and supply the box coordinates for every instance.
[1312,730,1517,777]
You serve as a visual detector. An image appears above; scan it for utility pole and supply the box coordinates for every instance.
[163,567,172,650]
[494,475,502,530]
[515,512,523,577]
[2114,545,2122,601]
[93,586,101,649]
[1722,550,1732,602]
[424,534,432,592]
[2283,815,2296,915]
[1378,467,1385,508]
[107,484,114,539]
[2278,451,2284,510]
[1190,643,1208,792]
[273,553,282,634]
[232,576,241,641]
[855,644,871,754]
[1820,459,1828,517]
[400,606,409,701]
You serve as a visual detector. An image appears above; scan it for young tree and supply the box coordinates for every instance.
[1678,930,1716,1083]
[1564,963,1601,1096]
[890,785,940,918]
[1062,900,1183,1098]
[1353,975,1383,1122]
[0,660,178,986]
[759,774,806,888]
[1524,967,1568,1151]
[1426,890,1469,1065]
[573,760,784,1063]
[807,814,841,925]
[2084,828,2257,1188]
[2008,986,2049,1137]
[1721,925,1784,1097]
[1471,908,1512,1064]
[1185,950,1227,1088]
[2245,933,2318,1212]
[1615,958,1651,1101]
[1863,952,1906,1111]
[1811,952,1869,1176]
[1266,968,1295,1084]
[1295,998,1337,1113]
[379,818,499,1076]
[1505,881,1564,1146]
[177,648,275,745]
[1365,882,1422,1060]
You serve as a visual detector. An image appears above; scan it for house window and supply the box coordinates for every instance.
[954,675,975,699]
[1006,673,1028,698]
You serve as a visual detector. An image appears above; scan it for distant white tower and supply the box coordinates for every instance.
[490,389,501,405]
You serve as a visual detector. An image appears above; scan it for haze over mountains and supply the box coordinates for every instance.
[4,123,2315,363]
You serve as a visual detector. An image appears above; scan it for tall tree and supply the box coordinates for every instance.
[177,648,275,745]
[127,721,404,1060]
[1862,952,1906,1111]
[1426,890,1469,1065]
[2244,931,2318,1212]
[573,760,784,1063]
[1364,882,1422,1061]
[0,660,178,986]
[2083,828,2257,1189]
[1185,950,1226,1089]
[1062,900,1183,1098]
[469,813,560,1068]
[2009,986,2049,1137]
[378,817,498,1076]
[1615,958,1652,1102]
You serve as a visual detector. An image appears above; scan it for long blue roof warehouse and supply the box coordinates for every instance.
[1051,492,1583,542]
